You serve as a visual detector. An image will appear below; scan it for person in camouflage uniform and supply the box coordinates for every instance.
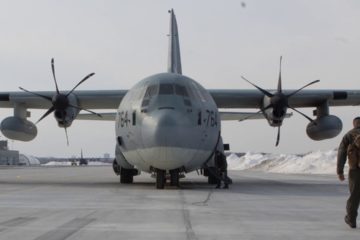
[337,117,360,228]
[215,151,229,189]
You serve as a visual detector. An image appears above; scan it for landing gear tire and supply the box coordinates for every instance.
[170,169,180,187]
[156,169,166,189]
[120,168,134,184]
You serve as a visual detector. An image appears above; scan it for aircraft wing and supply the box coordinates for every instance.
[220,112,293,121]
[76,111,293,121]
[1,88,359,115]
[209,89,360,108]
[0,90,126,109]
[1,89,358,111]
[77,112,116,121]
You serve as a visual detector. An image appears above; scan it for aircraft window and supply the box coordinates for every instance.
[144,85,158,98]
[198,111,202,125]
[159,84,174,95]
[186,86,198,100]
[175,85,189,97]
[132,111,136,126]
[191,82,206,102]
[159,83,174,95]
[141,99,150,107]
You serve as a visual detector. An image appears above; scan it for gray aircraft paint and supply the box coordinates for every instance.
[167,9,182,75]
[116,72,220,172]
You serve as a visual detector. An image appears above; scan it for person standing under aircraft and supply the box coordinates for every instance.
[337,117,360,229]
[215,151,229,189]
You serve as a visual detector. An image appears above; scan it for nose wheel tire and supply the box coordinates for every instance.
[156,169,166,189]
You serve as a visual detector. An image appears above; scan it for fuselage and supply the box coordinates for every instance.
[115,72,220,173]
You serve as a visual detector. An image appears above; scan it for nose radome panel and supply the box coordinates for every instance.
[140,110,199,170]
[142,110,188,147]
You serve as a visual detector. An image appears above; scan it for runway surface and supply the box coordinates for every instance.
[0,166,358,240]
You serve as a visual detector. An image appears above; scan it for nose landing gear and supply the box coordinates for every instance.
[170,169,180,187]
[155,168,181,189]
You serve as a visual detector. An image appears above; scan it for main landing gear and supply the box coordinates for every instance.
[119,168,139,184]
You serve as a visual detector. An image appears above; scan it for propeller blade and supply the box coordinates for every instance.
[62,113,70,146]
[238,109,263,122]
[238,104,274,122]
[263,104,274,111]
[36,106,55,124]
[241,76,274,98]
[51,58,60,94]
[68,104,102,118]
[288,106,316,124]
[275,126,280,146]
[277,56,282,93]
[287,80,320,98]
[66,73,95,97]
[19,87,52,101]
[64,127,69,146]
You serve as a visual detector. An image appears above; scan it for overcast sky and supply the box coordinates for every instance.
[0,0,360,157]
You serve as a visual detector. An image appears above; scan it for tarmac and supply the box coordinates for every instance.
[0,166,359,240]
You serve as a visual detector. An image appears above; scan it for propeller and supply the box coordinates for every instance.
[242,56,319,146]
[19,58,102,145]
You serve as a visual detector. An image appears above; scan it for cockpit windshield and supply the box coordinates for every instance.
[158,83,189,96]
[142,82,193,109]
[159,84,174,95]
[175,84,189,97]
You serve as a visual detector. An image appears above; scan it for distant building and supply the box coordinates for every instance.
[0,140,19,165]
[104,153,110,159]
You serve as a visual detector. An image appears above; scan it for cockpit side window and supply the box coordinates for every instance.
[144,85,158,98]
[142,84,158,108]
[159,84,174,95]
[175,84,192,107]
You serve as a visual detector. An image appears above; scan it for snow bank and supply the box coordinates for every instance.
[42,161,72,166]
[42,161,111,166]
[228,149,343,174]
[88,162,111,166]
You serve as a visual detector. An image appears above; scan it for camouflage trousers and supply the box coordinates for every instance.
[346,169,360,222]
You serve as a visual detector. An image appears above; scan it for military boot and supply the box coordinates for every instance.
[345,215,356,229]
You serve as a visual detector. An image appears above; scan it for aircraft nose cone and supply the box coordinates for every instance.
[141,109,194,170]
[142,109,185,147]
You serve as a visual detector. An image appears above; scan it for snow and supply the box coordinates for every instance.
[42,161,111,166]
[43,161,72,166]
[42,150,344,174]
[227,149,346,174]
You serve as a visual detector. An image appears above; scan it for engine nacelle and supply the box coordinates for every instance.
[306,115,342,141]
[0,117,37,141]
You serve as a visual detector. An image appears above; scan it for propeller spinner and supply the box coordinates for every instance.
[242,56,319,146]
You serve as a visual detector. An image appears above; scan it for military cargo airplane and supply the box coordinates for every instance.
[0,9,356,188]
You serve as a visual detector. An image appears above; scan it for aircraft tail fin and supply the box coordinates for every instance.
[167,9,182,74]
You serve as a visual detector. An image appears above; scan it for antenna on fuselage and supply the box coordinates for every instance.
[167,9,182,75]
